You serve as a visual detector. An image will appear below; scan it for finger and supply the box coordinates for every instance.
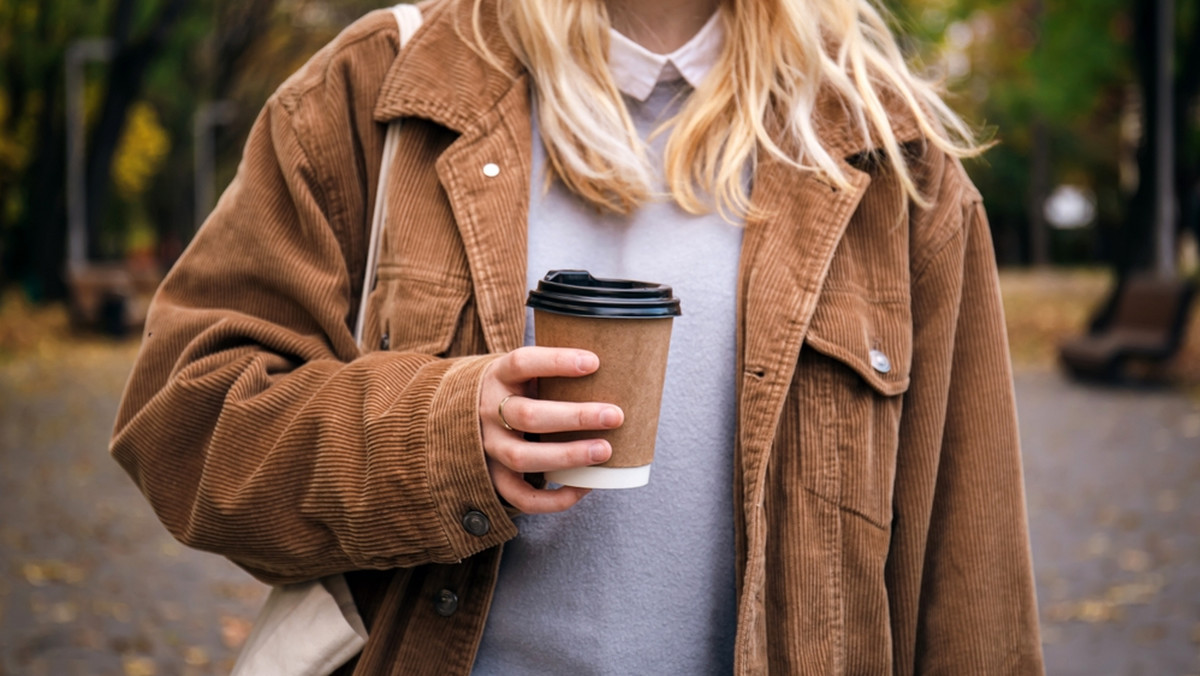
[488,435,612,474]
[491,465,591,515]
[492,346,599,385]
[498,396,623,434]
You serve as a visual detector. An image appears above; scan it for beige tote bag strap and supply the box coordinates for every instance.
[233,7,423,676]
[354,2,423,347]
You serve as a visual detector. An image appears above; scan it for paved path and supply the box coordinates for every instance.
[1020,371,1200,675]
[1,345,1197,675]
[0,344,265,676]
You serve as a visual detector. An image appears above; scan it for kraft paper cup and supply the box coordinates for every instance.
[526,270,681,489]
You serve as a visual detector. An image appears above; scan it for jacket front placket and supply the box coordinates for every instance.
[428,78,536,674]
[368,68,534,676]
[732,154,870,674]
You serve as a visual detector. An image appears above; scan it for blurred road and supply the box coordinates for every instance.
[0,344,264,676]
[1,345,1198,675]
[1020,371,1200,675]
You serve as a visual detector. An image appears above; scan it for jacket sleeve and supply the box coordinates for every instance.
[109,49,516,585]
[893,162,1044,672]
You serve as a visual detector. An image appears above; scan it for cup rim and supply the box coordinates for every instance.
[526,270,682,319]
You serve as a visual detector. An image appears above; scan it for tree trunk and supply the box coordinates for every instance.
[18,63,69,300]
[83,0,189,261]
[1175,0,1200,244]
[9,3,69,299]
[1115,0,1160,275]
[1028,118,1052,266]
[1026,0,1051,267]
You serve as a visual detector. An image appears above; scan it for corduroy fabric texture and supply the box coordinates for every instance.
[110,1,1045,673]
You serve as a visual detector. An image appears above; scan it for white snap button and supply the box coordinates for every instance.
[869,349,892,374]
[482,163,500,178]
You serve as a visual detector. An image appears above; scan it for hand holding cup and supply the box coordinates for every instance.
[479,346,625,514]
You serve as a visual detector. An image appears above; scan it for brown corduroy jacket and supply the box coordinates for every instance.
[111,1,1044,673]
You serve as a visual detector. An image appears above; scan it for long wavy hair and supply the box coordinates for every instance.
[473,0,982,219]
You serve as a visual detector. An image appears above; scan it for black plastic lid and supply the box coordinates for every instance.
[526,270,682,319]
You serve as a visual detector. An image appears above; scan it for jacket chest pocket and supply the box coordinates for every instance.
[366,264,472,356]
[788,289,912,528]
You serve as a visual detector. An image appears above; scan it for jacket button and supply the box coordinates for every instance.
[434,589,459,617]
[869,349,892,374]
[482,162,500,178]
[462,510,490,537]
[379,333,390,351]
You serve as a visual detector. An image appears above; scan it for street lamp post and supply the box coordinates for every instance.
[64,38,114,273]
[1154,0,1176,278]
[193,101,238,231]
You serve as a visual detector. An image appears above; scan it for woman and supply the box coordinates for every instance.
[111,0,1044,673]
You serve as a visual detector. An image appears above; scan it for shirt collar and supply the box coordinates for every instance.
[607,11,724,102]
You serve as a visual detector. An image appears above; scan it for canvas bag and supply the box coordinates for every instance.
[231,5,423,674]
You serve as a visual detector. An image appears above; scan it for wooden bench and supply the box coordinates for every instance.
[66,263,161,336]
[1059,274,1197,381]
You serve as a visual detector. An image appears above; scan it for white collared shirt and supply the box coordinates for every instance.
[607,11,724,101]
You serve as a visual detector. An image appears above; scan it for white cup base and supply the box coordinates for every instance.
[545,464,651,490]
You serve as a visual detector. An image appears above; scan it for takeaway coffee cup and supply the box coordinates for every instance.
[526,270,681,489]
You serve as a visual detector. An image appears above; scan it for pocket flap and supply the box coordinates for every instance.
[369,265,472,356]
[805,289,912,396]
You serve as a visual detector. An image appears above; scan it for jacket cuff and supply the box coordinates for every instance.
[389,353,516,562]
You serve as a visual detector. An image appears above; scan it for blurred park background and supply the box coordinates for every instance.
[0,0,1198,674]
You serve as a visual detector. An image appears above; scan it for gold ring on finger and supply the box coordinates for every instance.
[498,394,516,432]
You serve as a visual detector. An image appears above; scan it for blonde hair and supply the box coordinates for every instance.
[474,0,981,218]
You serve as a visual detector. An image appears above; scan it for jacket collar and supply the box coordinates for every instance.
[374,0,524,134]
[374,0,924,159]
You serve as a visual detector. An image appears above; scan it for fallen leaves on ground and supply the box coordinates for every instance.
[998,269,1110,368]
[1044,573,1166,624]
[0,288,139,365]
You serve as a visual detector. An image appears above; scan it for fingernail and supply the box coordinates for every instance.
[589,442,610,463]
[600,407,621,428]
[576,353,598,372]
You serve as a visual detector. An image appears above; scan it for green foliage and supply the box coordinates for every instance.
[893,0,1200,264]
[0,0,389,291]
[1028,0,1129,122]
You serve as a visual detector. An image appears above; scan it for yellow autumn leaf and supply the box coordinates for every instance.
[22,559,86,586]
[48,600,78,623]
[220,614,253,650]
[184,645,211,666]
[113,102,171,200]
[122,656,157,676]
[1117,548,1150,573]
